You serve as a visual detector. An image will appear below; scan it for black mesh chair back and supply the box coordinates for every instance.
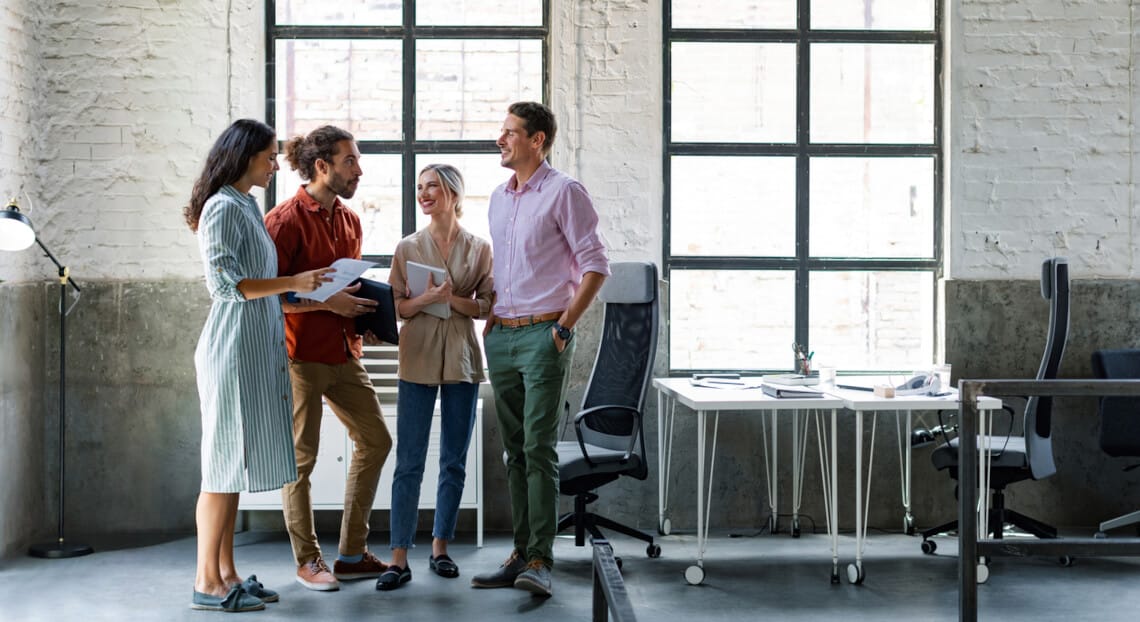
[576,263,659,477]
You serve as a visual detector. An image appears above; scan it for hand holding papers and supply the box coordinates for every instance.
[407,260,451,319]
[300,258,377,302]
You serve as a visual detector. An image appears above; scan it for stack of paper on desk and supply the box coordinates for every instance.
[762,384,824,399]
[761,373,820,386]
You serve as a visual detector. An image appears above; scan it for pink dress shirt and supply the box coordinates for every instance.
[488,161,610,318]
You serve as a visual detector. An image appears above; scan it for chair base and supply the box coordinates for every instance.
[558,492,656,549]
[922,490,1057,543]
[1100,509,1140,534]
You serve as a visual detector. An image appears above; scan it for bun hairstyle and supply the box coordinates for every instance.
[420,163,465,218]
[283,125,355,181]
[185,118,275,232]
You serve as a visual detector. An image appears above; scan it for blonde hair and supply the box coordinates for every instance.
[419,163,465,218]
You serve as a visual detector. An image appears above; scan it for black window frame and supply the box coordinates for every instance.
[663,0,944,374]
[265,0,551,268]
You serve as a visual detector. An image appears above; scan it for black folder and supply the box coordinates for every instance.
[353,278,399,345]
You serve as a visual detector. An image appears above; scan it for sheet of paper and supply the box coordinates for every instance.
[300,258,377,302]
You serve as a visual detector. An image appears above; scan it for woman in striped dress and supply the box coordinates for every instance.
[184,119,334,612]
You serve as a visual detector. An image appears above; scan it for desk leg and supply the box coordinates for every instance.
[686,409,719,585]
[814,408,841,584]
[763,410,778,534]
[895,410,916,535]
[791,409,807,538]
[657,390,675,536]
[848,409,878,585]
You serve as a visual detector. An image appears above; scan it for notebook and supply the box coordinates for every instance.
[352,278,399,345]
[406,260,450,319]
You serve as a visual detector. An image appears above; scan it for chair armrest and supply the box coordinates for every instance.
[573,404,642,467]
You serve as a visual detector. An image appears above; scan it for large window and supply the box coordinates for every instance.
[267,1,548,266]
[665,0,942,373]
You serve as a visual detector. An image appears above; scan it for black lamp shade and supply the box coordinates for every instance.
[0,204,36,251]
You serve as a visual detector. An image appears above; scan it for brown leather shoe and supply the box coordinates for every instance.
[333,550,389,580]
[296,557,340,591]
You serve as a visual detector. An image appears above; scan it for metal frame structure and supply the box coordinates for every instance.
[265,1,551,267]
[663,1,944,373]
[956,378,1140,621]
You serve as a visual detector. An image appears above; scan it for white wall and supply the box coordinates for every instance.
[0,0,36,281]
[0,0,264,284]
[949,0,1140,279]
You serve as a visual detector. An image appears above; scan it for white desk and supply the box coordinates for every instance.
[821,379,1003,584]
[654,378,846,585]
[654,376,1004,586]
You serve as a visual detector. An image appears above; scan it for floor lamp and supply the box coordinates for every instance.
[0,199,93,558]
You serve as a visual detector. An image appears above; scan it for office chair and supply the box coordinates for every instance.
[1091,349,1140,537]
[921,257,1069,555]
[556,261,662,560]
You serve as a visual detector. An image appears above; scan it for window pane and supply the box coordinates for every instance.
[670,270,795,370]
[275,154,404,257]
[671,156,795,256]
[672,0,795,29]
[810,157,934,257]
[418,0,542,26]
[811,0,934,31]
[810,43,933,144]
[809,271,934,371]
[275,40,402,141]
[672,42,796,143]
[416,40,543,141]
[275,0,401,26]
[413,153,506,244]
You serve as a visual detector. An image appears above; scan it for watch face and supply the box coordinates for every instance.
[557,325,572,339]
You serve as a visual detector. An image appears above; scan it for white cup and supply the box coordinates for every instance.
[817,366,837,385]
[933,363,952,390]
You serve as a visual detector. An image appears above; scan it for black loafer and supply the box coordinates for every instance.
[376,565,411,591]
[429,554,460,578]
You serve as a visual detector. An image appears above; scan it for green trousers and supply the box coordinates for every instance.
[484,321,575,567]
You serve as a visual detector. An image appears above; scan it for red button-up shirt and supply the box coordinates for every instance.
[264,185,364,364]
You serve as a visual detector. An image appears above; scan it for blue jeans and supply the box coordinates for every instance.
[389,380,479,549]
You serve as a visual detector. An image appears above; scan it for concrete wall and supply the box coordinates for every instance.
[3,0,1140,556]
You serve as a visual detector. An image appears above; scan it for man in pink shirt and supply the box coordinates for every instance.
[471,102,610,597]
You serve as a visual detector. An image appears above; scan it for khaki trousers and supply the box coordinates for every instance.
[282,358,392,565]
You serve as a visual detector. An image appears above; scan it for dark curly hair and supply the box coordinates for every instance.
[283,125,356,181]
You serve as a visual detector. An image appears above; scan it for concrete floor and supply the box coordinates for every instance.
[3,529,1139,621]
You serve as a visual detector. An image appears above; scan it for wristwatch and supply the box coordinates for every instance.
[554,322,574,342]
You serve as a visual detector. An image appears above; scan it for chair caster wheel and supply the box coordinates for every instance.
[615,556,623,570]
[684,565,705,585]
[921,539,937,555]
[659,518,672,536]
[846,563,865,585]
[647,544,661,558]
[1059,555,1074,567]
[977,563,989,584]
[830,570,841,584]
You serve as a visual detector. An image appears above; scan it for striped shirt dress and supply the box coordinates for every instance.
[194,185,298,493]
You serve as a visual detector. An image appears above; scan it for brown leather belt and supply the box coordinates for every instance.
[493,311,563,328]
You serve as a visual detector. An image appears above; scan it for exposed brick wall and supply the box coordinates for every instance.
[24,0,263,281]
[0,0,36,281]
[950,0,1138,279]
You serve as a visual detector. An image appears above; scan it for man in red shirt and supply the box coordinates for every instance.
[264,125,392,592]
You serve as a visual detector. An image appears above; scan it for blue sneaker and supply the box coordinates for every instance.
[239,575,278,603]
[191,585,265,612]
